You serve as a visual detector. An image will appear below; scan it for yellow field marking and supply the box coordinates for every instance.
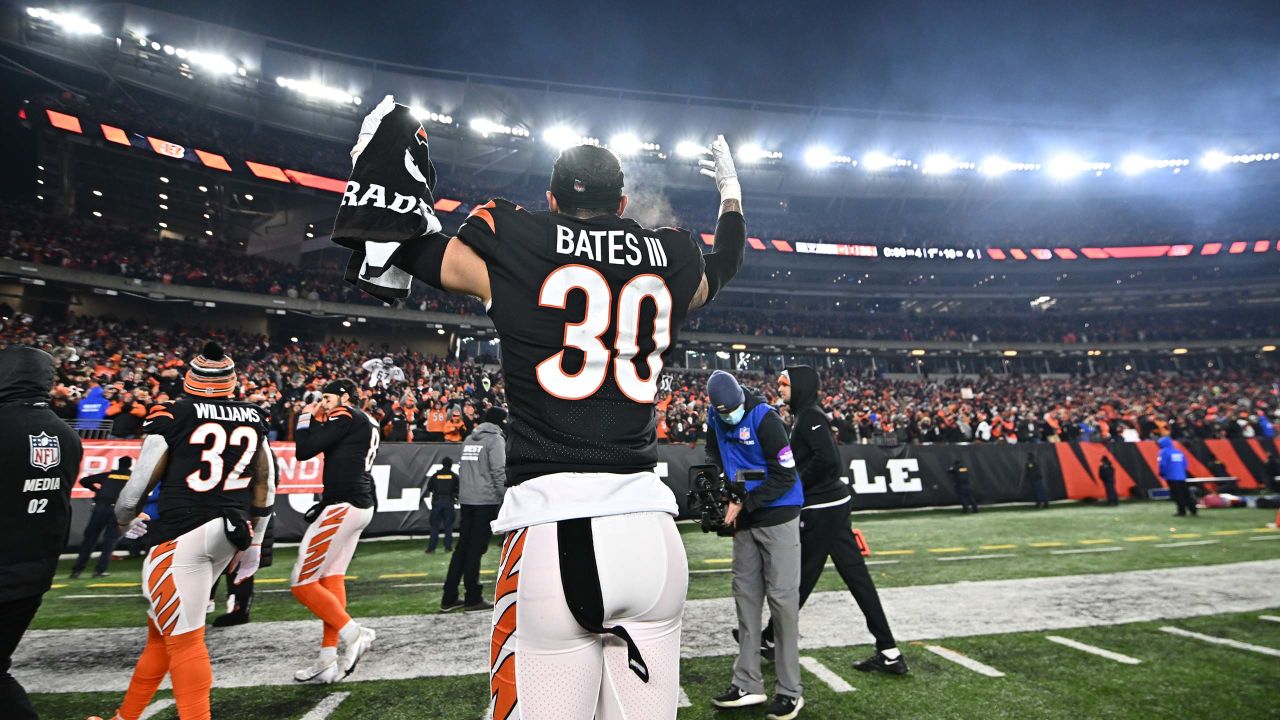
[1252,527,1279,533]
[1124,536,1159,542]
[480,569,496,575]
[927,547,967,554]
[1169,533,1201,539]
[703,558,734,564]
[979,544,1018,550]
[1209,530,1245,536]
[875,549,915,556]
[49,583,67,589]
[256,578,287,584]
[343,575,358,580]
[88,582,138,588]
[380,572,429,579]
[1030,542,1067,548]
[1079,539,1114,545]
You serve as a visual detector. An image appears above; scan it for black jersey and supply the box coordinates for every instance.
[456,199,705,483]
[143,397,271,542]
[294,404,378,508]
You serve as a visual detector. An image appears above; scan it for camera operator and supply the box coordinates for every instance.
[705,371,805,720]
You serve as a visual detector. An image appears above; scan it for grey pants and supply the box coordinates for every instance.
[732,517,802,698]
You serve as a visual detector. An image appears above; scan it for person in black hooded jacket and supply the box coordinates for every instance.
[759,366,907,676]
[0,346,84,718]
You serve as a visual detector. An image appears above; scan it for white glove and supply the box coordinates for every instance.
[350,94,397,168]
[698,135,741,203]
[233,545,262,585]
[122,512,150,540]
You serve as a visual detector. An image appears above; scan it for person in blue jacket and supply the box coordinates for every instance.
[705,371,805,719]
[1158,436,1196,517]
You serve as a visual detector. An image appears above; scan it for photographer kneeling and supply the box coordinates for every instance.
[705,371,805,720]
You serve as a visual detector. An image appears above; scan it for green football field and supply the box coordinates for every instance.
[26,500,1280,719]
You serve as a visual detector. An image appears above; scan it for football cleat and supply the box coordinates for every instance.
[711,685,767,708]
[765,694,804,720]
[294,659,341,684]
[853,650,909,675]
[342,626,376,677]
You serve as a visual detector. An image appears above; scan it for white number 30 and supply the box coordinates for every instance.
[536,265,672,403]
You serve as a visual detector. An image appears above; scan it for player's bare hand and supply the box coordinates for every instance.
[698,135,741,203]
[724,501,743,528]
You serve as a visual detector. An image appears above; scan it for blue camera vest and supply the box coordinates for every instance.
[708,404,803,508]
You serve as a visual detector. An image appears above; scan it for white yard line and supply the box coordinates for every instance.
[1159,626,1280,658]
[1248,534,1280,542]
[18,559,1280,694]
[798,656,855,692]
[299,692,351,720]
[1045,636,1141,664]
[923,645,1004,677]
[936,553,1016,562]
[677,686,691,707]
[1259,615,1280,624]
[1154,540,1219,548]
[140,699,175,720]
[1049,547,1123,555]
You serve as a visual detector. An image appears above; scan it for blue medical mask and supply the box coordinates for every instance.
[719,406,746,426]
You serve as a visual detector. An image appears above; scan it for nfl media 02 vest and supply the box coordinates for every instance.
[709,403,804,508]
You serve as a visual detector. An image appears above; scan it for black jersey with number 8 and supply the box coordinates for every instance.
[456,199,705,484]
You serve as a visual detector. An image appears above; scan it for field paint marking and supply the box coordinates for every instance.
[677,686,692,707]
[300,691,351,720]
[1259,615,1280,624]
[703,558,733,565]
[49,583,66,589]
[1030,541,1066,548]
[1045,636,1141,664]
[380,572,428,579]
[140,698,174,719]
[1250,527,1279,533]
[58,594,138,599]
[936,553,1016,562]
[1169,533,1201,539]
[1249,535,1280,542]
[256,578,287,584]
[1154,540,1219,548]
[1159,626,1280,658]
[927,547,968,553]
[979,544,1018,550]
[1078,539,1115,545]
[875,549,915,556]
[923,645,1005,677]
[392,582,445,589]
[87,582,138,588]
[1050,547,1123,555]
[1210,530,1245,536]
[799,656,856,692]
[1124,536,1159,542]
[865,560,900,566]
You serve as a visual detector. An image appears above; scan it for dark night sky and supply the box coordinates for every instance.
[112,0,1280,131]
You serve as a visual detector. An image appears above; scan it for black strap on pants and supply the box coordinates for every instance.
[557,518,650,683]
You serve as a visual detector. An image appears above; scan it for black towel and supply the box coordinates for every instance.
[332,95,443,305]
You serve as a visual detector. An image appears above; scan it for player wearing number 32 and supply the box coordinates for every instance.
[109,342,276,720]
[289,378,378,685]
[332,96,746,719]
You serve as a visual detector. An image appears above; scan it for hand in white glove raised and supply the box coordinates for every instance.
[697,135,741,203]
[350,94,398,167]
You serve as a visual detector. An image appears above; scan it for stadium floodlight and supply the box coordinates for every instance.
[469,117,529,138]
[26,7,102,36]
[922,154,974,175]
[803,146,851,168]
[1201,150,1231,170]
[276,76,361,106]
[1047,155,1109,178]
[737,144,781,163]
[543,126,581,150]
[609,133,643,156]
[186,50,237,76]
[1121,155,1190,175]
[412,106,453,125]
[980,156,1033,176]
[676,140,705,158]
[862,152,894,171]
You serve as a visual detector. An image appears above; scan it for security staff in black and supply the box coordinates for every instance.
[762,366,907,676]
[0,346,83,719]
[70,457,132,579]
[425,457,458,553]
[1099,457,1119,506]
[706,371,805,720]
[949,460,979,513]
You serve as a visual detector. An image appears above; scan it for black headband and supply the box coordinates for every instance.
[550,166,623,209]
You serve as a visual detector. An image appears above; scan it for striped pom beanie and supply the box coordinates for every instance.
[184,341,237,398]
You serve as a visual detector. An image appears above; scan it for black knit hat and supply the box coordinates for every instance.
[483,406,508,426]
[322,378,358,398]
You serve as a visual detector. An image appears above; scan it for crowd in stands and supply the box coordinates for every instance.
[4,313,1276,448]
[6,203,1280,344]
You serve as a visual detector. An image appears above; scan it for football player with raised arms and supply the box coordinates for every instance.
[333,97,746,719]
[108,342,276,720]
[289,378,379,684]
